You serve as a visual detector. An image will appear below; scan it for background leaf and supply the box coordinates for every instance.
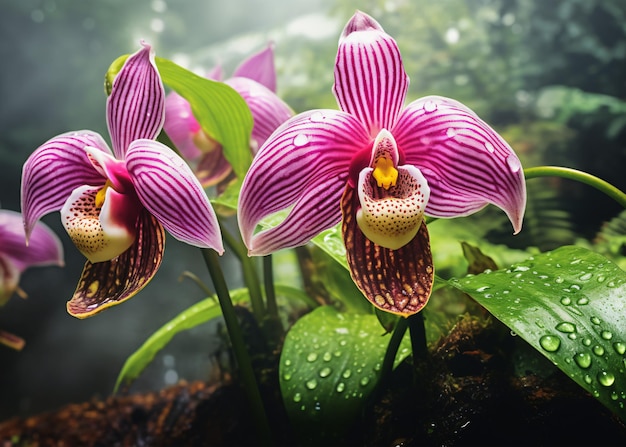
[448,246,626,420]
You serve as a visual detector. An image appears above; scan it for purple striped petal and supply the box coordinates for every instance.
[238,109,370,255]
[0,209,63,272]
[164,91,203,160]
[225,77,294,152]
[333,11,408,137]
[393,96,526,233]
[21,131,109,240]
[107,41,165,159]
[232,42,277,92]
[125,139,224,253]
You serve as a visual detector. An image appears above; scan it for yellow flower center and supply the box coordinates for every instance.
[372,157,398,190]
[95,180,114,208]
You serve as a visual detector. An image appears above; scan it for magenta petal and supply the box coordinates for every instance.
[232,43,277,92]
[0,209,64,272]
[107,42,165,159]
[21,131,109,239]
[393,96,527,233]
[125,140,224,253]
[238,109,370,254]
[333,11,408,136]
[164,91,203,160]
[226,77,293,151]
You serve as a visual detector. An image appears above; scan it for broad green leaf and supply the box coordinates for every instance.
[113,288,250,393]
[448,246,626,420]
[279,306,411,445]
[105,54,254,179]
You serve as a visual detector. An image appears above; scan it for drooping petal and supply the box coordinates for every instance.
[342,184,434,316]
[232,42,277,93]
[163,91,203,160]
[66,211,164,318]
[238,109,370,255]
[60,185,140,263]
[225,77,294,152]
[356,164,430,250]
[0,209,63,272]
[125,139,224,253]
[107,41,165,159]
[21,131,110,240]
[333,11,408,136]
[0,253,21,305]
[393,96,526,233]
[196,150,234,187]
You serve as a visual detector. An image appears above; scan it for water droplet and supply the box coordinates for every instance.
[283,372,292,381]
[342,369,352,379]
[596,274,606,283]
[584,374,593,384]
[309,111,325,122]
[484,141,495,153]
[555,276,564,284]
[611,391,619,401]
[597,371,615,387]
[555,322,576,333]
[592,345,605,356]
[476,285,491,292]
[576,297,589,305]
[319,367,332,378]
[506,155,521,173]
[539,335,561,352]
[601,330,613,341]
[582,337,592,347]
[613,342,626,355]
[336,382,345,393]
[305,379,318,390]
[446,128,457,138]
[579,272,592,281]
[293,392,302,402]
[513,265,530,272]
[322,352,332,362]
[293,133,309,147]
[560,296,571,306]
[306,352,318,362]
[573,352,592,369]
[423,100,438,113]
[284,359,292,367]
[360,376,370,387]
[590,316,601,325]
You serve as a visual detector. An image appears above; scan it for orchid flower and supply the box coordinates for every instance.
[164,43,294,188]
[21,42,223,319]
[238,11,526,316]
[0,208,63,349]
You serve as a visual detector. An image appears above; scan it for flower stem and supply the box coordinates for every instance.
[408,312,428,363]
[380,317,409,381]
[524,166,626,208]
[219,222,266,321]
[201,248,273,446]
[263,255,279,320]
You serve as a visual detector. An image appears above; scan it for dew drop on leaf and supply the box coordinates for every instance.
[539,334,561,352]
[573,352,592,369]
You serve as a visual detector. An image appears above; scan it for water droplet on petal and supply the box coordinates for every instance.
[539,334,561,352]
[506,155,521,173]
[484,141,495,153]
[293,133,309,147]
[423,100,438,113]
[446,128,457,138]
[573,352,592,369]
[309,111,325,122]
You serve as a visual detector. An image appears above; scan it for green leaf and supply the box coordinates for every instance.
[279,306,411,445]
[154,58,254,179]
[113,288,250,393]
[448,246,626,420]
[105,54,254,179]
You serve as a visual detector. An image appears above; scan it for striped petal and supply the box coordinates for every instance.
[342,184,434,316]
[333,11,408,137]
[125,139,223,253]
[226,77,294,152]
[164,91,203,161]
[21,131,110,240]
[0,209,63,272]
[238,109,370,255]
[393,96,526,234]
[66,211,164,318]
[232,42,277,93]
[107,41,165,159]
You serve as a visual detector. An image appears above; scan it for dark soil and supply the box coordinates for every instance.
[1,314,625,446]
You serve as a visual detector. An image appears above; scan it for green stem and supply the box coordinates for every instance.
[219,222,266,321]
[380,317,409,381]
[408,312,428,364]
[524,166,626,208]
[201,249,273,446]
[263,255,279,320]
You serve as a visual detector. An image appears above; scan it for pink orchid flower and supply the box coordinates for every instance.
[238,12,526,316]
[163,43,294,188]
[21,42,223,319]
[0,208,63,349]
